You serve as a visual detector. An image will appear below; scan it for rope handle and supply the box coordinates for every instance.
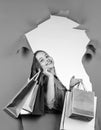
[28,69,41,82]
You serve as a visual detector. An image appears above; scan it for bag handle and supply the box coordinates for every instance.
[69,76,86,91]
[76,81,86,91]
[29,69,41,82]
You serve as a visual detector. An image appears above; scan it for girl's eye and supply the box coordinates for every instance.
[45,55,49,58]
[40,59,44,63]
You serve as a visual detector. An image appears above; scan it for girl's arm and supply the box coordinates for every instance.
[43,68,55,109]
[46,75,55,109]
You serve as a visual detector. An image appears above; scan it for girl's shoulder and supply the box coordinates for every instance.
[54,75,67,91]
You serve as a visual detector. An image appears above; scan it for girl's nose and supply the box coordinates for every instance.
[46,59,49,63]
[46,58,51,64]
[46,57,50,61]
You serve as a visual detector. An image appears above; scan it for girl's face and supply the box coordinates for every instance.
[36,51,54,70]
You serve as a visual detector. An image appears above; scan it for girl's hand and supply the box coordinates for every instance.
[69,76,82,90]
[43,68,53,77]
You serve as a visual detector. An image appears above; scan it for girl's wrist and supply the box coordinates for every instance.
[48,74,54,79]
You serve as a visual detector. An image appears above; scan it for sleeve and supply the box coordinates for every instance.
[52,77,67,112]
[43,75,67,112]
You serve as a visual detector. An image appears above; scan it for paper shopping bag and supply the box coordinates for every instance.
[21,81,39,114]
[4,79,38,118]
[68,88,95,121]
[60,92,97,130]
[4,71,40,118]
[18,78,45,116]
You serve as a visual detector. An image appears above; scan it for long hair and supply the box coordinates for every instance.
[29,50,59,87]
[30,50,66,93]
[29,50,49,87]
[30,50,56,78]
[29,51,43,79]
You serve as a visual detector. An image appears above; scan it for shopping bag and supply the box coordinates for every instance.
[68,82,95,121]
[4,71,41,118]
[20,81,39,114]
[60,91,97,130]
[21,77,45,116]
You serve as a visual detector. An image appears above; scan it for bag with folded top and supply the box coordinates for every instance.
[68,81,95,121]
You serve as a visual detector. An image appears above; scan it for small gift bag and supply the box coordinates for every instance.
[68,82,95,121]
